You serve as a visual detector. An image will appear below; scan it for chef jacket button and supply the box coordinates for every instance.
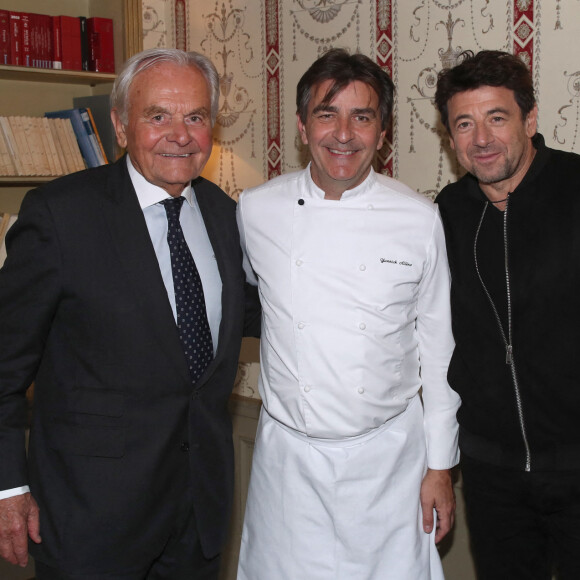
[359,323,366,330]
[359,264,366,271]
[180,441,190,452]
[298,199,305,205]
[296,259,303,266]
[367,204,374,210]
[304,385,311,393]
[357,387,365,394]
[298,322,305,329]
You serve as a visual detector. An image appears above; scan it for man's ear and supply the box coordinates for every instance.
[297,113,308,146]
[448,134,456,151]
[526,104,539,138]
[110,109,128,149]
[376,129,387,151]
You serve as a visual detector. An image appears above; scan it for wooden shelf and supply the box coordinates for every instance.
[0,176,61,186]
[0,65,116,86]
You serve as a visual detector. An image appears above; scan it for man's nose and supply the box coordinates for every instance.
[168,119,193,144]
[473,122,493,147]
[333,116,354,142]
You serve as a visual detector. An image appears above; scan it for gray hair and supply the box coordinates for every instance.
[110,48,220,126]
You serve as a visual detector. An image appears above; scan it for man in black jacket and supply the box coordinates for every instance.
[435,50,580,580]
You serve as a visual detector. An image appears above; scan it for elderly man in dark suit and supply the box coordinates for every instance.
[0,48,260,580]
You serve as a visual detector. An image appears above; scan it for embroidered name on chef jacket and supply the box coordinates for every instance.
[380,258,413,267]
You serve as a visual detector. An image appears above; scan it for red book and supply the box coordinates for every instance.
[44,14,53,69]
[30,12,38,67]
[39,13,48,68]
[0,10,10,65]
[9,12,22,66]
[36,12,45,68]
[52,15,62,69]
[56,15,81,71]
[21,12,31,67]
[87,17,114,73]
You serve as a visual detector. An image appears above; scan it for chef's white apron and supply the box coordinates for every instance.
[237,394,444,580]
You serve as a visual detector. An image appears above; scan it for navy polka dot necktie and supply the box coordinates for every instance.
[162,196,213,383]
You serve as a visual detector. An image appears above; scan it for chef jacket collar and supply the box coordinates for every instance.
[303,162,377,201]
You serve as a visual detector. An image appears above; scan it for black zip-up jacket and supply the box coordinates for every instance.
[436,134,580,471]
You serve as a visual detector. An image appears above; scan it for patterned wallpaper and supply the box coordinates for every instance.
[142,0,580,197]
[141,0,580,396]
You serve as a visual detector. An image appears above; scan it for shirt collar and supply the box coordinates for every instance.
[126,156,194,209]
[303,162,377,201]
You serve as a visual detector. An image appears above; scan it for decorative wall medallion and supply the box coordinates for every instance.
[290,0,362,59]
[197,0,262,197]
[294,0,346,23]
[553,70,580,152]
[142,3,169,47]
[437,11,464,70]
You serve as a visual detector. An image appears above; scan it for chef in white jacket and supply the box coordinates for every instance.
[236,49,460,580]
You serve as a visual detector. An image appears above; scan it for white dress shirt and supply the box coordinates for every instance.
[128,157,222,354]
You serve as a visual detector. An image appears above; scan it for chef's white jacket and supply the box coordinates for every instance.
[237,166,460,469]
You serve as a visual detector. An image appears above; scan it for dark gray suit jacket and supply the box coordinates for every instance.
[0,156,260,573]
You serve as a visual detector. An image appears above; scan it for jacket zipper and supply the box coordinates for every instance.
[473,198,532,471]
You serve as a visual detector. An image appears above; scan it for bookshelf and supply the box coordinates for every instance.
[0,64,117,85]
[0,0,142,213]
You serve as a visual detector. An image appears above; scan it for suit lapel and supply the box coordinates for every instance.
[99,158,191,384]
[193,179,236,381]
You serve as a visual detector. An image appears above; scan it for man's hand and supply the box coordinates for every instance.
[420,468,455,543]
[0,493,41,567]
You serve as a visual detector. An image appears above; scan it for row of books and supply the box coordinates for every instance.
[0,108,109,177]
[46,108,108,169]
[0,11,114,73]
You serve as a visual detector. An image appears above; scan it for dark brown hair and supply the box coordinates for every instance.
[435,50,536,132]
[296,48,395,131]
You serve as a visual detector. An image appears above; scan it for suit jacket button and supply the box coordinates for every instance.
[180,441,190,452]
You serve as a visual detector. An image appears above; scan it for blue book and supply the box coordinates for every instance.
[78,108,107,166]
[73,94,118,163]
[45,108,102,168]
